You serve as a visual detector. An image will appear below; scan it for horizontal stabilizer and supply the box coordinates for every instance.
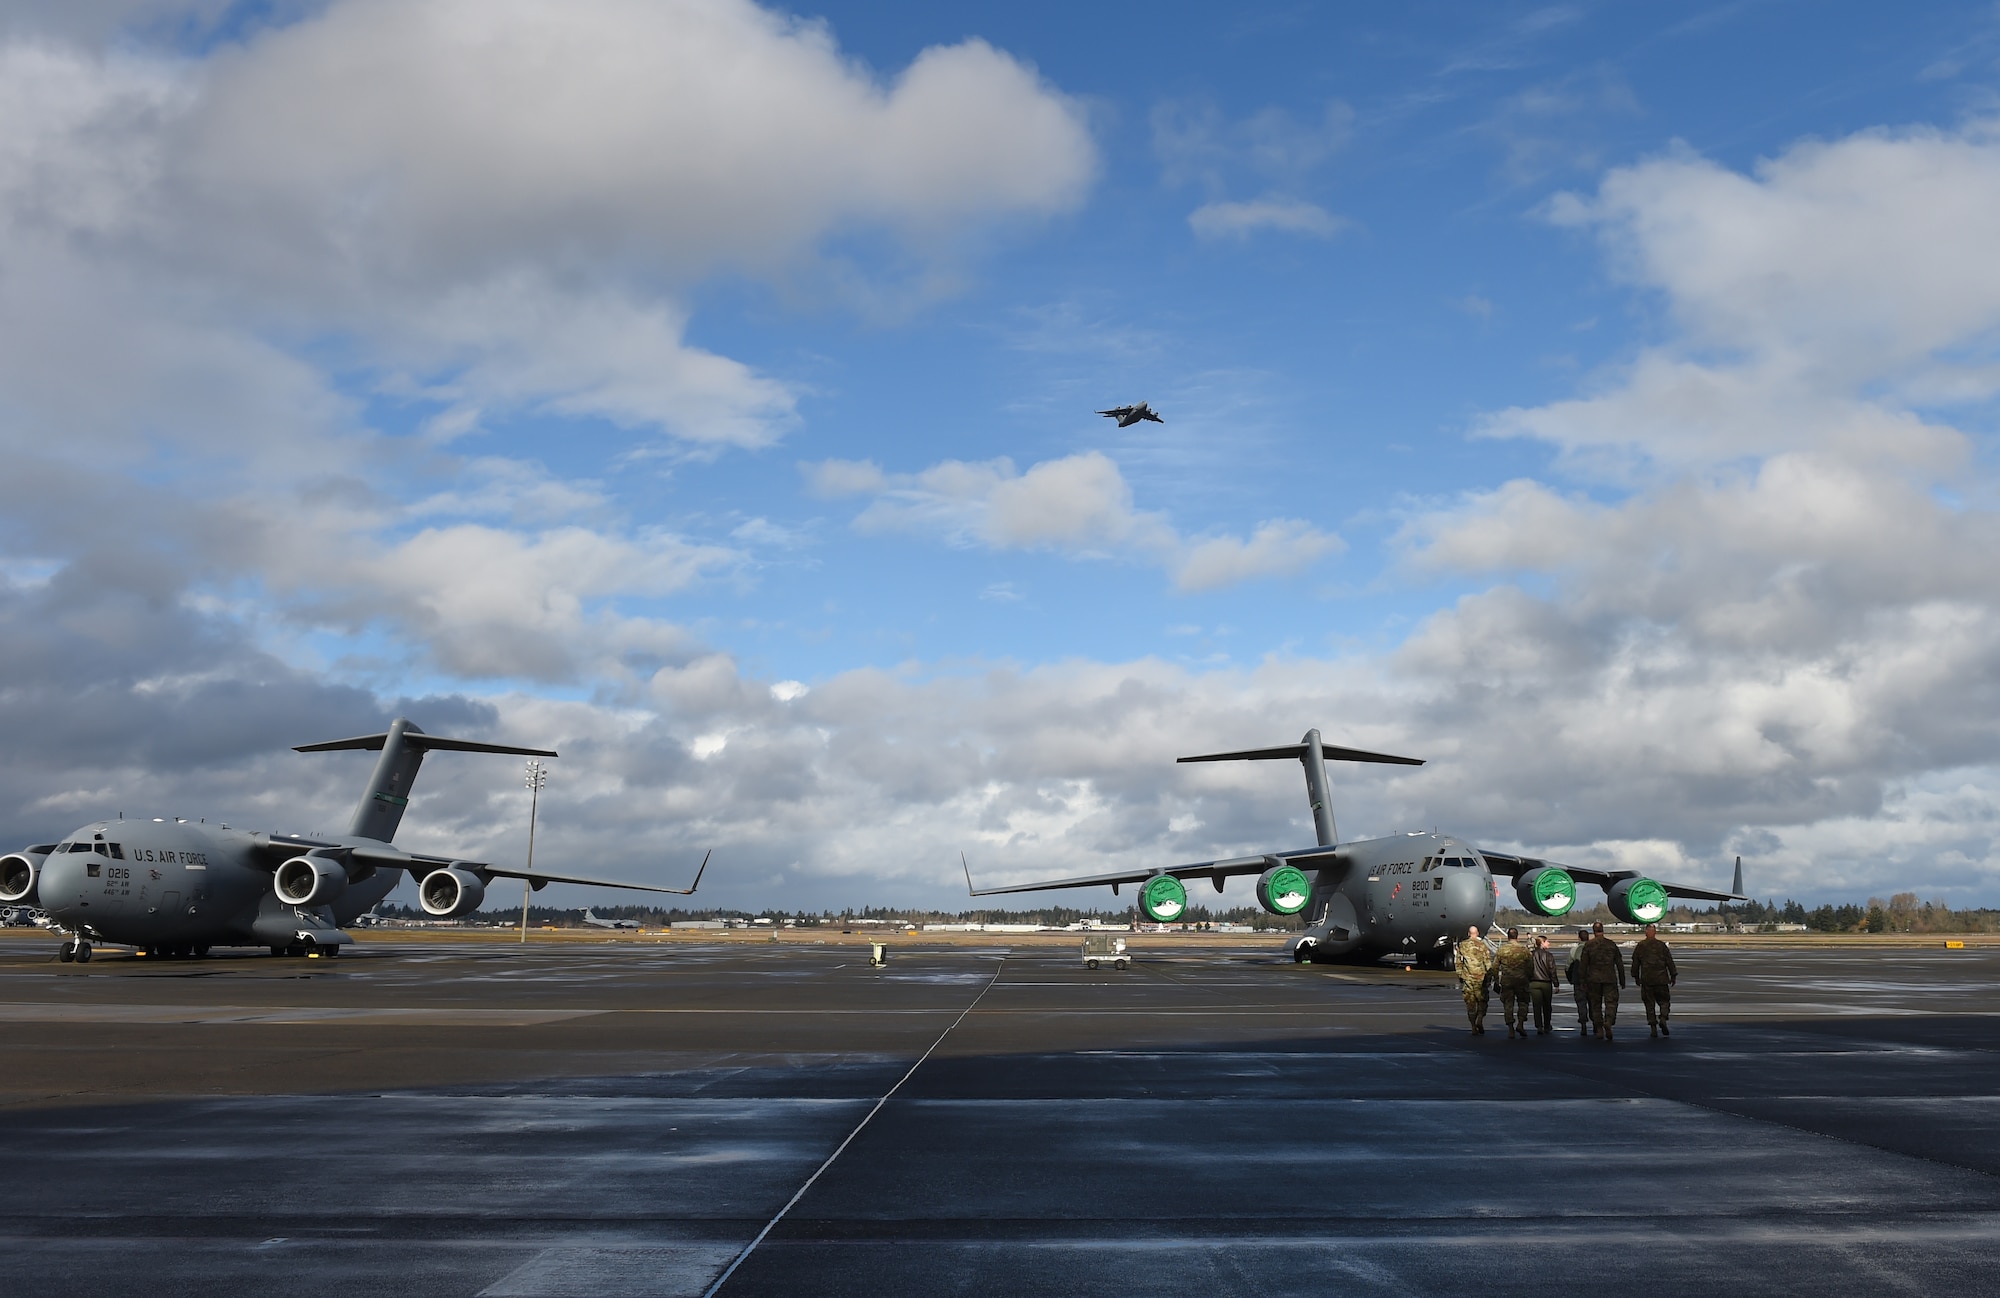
[1179,743,1423,767]
[296,731,556,758]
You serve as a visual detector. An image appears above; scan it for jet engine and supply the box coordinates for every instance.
[0,850,46,905]
[1139,873,1187,923]
[419,866,486,918]
[1514,865,1576,918]
[1607,876,1670,925]
[274,855,348,907]
[1256,862,1312,916]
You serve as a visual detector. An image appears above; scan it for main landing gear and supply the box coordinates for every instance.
[58,939,92,963]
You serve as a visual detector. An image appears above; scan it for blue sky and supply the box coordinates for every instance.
[7,0,2000,911]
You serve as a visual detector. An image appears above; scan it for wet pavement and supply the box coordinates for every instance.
[0,935,1995,1295]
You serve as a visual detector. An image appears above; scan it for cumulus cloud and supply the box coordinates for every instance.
[1392,119,2000,902]
[0,2,1094,452]
[812,451,1341,591]
[0,0,1096,693]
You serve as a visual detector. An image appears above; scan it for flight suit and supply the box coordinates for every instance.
[1580,934,1626,1038]
[1529,943,1558,1034]
[1454,936,1495,1034]
[1564,940,1590,1029]
[1494,938,1534,1037]
[1631,935,1679,1036]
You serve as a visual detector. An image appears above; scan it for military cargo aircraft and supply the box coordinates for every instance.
[0,718,707,963]
[1097,401,1164,427]
[582,909,642,930]
[965,729,1740,966]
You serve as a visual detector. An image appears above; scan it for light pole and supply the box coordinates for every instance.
[521,759,547,944]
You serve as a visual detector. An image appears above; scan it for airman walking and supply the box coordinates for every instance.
[1495,927,1534,1038]
[1528,934,1557,1035]
[1563,926,1590,1031]
[1631,923,1678,1037]
[1580,921,1626,1041]
[1455,925,1495,1035]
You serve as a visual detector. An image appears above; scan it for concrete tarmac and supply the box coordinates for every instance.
[0,934,1995,1295]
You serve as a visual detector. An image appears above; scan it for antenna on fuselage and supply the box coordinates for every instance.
[1176,729,1424,848]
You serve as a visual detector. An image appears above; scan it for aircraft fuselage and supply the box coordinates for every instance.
[32,818,399,951]
[1299,831,1498,965]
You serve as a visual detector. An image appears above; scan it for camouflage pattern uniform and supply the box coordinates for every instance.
[1528,942,1558,1034]
[1454,935,1495,1033]
[1631,934,1679,1035]
[1564,937,1590,1029]
[1494,937,1534,1036]
[1580,934,1626,1038]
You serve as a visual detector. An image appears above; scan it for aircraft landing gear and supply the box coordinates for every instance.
[1293,939,1315,964]
[193,944,210,959]
[59,939,92,963]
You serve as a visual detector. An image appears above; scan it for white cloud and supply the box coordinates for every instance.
[1175,520,1344,592]
[1389,119,2000,902]
[0,0,1096,689]
[0,1,1095,452]
[1153,98,1352,244]
[1188,197,1346,241]
[816,451,1341,591]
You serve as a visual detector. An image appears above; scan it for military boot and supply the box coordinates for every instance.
[1649,1024,1658,1038]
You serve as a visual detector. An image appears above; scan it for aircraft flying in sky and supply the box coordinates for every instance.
[582,909,642,930]
[966,729,1741,965]
[0,718,707,963]
[1096,401,1163,427]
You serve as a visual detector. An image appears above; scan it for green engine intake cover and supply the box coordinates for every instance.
[1141,873,1188,923]
[1530,867,1575,917]
[1624,877,1669,923]
[1257,864,1312,916]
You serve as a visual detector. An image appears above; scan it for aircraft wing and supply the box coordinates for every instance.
[258,834,710,895]
[963,846,1344,898]
[1479,850,1742,902]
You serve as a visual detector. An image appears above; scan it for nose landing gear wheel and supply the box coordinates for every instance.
[74,942,92,963]
[58,941,75,963]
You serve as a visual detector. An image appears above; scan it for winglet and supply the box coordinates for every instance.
[684,848,710,895]
[962,852,976,896]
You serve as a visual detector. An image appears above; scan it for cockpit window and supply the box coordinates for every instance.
[65,842,93,853]
[107,843,124,860]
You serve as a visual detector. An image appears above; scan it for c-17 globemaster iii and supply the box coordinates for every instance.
[1097,401,1163,427]
[966,729,1740,965]
[0,717,707,962]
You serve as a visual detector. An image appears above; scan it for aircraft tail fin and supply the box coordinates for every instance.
[295,718,557,842]
[1177,730,1424,849]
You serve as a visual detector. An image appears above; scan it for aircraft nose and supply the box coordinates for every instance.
[39,854,83,915]
[1443,868,1487,920]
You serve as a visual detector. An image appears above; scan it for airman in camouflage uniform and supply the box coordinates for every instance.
[1564,927,1590,1031]
[1494,927,1534,1038]
[1580,921,1626,1041]
[1630,924,1678,1037]
[1454,925,1495,1035]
